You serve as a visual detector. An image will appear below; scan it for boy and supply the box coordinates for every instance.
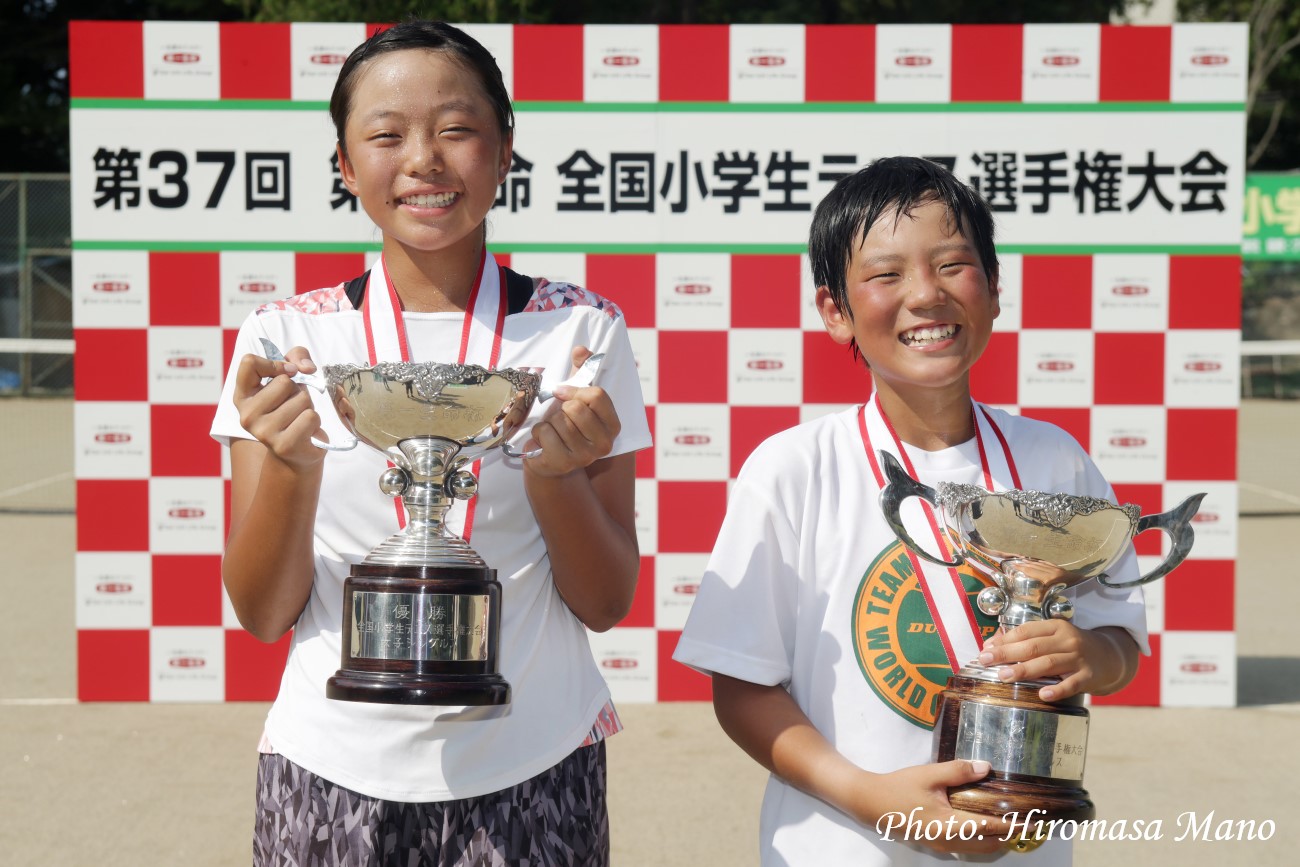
[673,157,1148,864]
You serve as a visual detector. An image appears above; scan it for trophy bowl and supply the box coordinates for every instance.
[879,451,1205,848]
[317,361,541,706]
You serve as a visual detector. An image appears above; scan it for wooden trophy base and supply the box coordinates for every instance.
[933,672,1095,850]
[326,562,511,706]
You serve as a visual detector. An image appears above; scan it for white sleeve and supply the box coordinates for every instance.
[673,464,801,687]
[581,309,650,459]
[209,313,268,448]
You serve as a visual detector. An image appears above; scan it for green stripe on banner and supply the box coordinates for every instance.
[70,98,1246,114]
[73,240,1242,255]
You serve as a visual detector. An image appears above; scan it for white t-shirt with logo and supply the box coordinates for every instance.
[674,404,1149,866]
[211,279,650,802]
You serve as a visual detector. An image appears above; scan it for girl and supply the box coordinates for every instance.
[211,20,650,866]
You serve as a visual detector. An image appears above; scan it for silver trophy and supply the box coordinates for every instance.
[260,340,601,706]
[879,451,1204,846]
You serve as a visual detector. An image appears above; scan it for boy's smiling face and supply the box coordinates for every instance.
[816,199,999,404]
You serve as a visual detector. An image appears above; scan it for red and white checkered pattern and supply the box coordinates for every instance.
[71,22,1243,706]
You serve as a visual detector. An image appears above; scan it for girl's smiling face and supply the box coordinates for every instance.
[337,48,512,260]
[817,199,1000,404]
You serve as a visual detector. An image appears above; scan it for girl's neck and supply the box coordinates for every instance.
[874,379,975,451]
[381,232,485,313]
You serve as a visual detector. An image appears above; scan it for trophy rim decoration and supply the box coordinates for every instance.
[320,360,542,569]
[878,451,1205,608]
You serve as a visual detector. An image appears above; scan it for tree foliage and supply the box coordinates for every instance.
[1179,0,1300,170]
[4,0,1296,172]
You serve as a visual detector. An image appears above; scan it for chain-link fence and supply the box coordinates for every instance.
[1,174,73,514]
[1242,260,1300,399]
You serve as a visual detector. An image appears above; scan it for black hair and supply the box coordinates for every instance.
[329,20,514,156]
[808,156,999,319]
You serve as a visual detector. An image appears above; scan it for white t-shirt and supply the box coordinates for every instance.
[674,404,1149,866]
[211,276,651,802]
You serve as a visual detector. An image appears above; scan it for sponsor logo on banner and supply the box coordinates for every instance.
[310,53,346,65]
[1092,256,1169,331]
[1161,632,1235,706]
[1027,352,1087,389]
[739,47,796,81]
[658,260,729,330]
[663,425,723,463]
[1168,653,1231,687]
[593,47,651,82]
[77,554,151,628]
[656,406,728,480]
[82,273,143,312]
[1181,661,1217,673]
[151,628,225,701]
[656,554,708,630]
[149,328,223,403]
[1112,284,1149,296]
[158,648,217,681]
[1172,27,1246,102]
[238,281,277,294]
[675,283,712,295]
[151,480,224,554]
[1172,352,1234,390]
[153,43,213,80]
[158,499,218,534]
[885,47,941,80]
[587,629,657,702]
[85,427,143,457]
[86,576,144,609]
[1030,45,1091,81]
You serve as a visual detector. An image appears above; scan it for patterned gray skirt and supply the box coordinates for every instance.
[253,742,608,866]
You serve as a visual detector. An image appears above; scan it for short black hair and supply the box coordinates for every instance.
[808,156,999,319]
[329,20,514,157]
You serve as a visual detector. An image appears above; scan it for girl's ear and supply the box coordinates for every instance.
[337,143,359,197]
[816,285,855,346]
[498,131,514,184]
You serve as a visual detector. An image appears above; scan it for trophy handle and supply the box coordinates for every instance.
[311,435,359,452]
[878,451,964,568]
[1098,493,1206,589]
[501,353,607,461]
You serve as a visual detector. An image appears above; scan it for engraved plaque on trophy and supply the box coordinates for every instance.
[879,451,1204,849]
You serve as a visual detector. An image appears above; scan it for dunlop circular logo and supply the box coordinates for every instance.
[852,541,999,728]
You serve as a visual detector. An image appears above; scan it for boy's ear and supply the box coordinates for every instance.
[816,285,855,346]
[989,267,1002,320]
[337,143,359,197]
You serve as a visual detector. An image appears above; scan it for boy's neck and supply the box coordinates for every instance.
[874,380,975,451]
[381,234,485,314]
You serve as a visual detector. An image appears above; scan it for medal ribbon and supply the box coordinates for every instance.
[362,248,507,540]
[858,395,1020,672]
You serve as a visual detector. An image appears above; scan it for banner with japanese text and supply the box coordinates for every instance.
[70,20,1246,707]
